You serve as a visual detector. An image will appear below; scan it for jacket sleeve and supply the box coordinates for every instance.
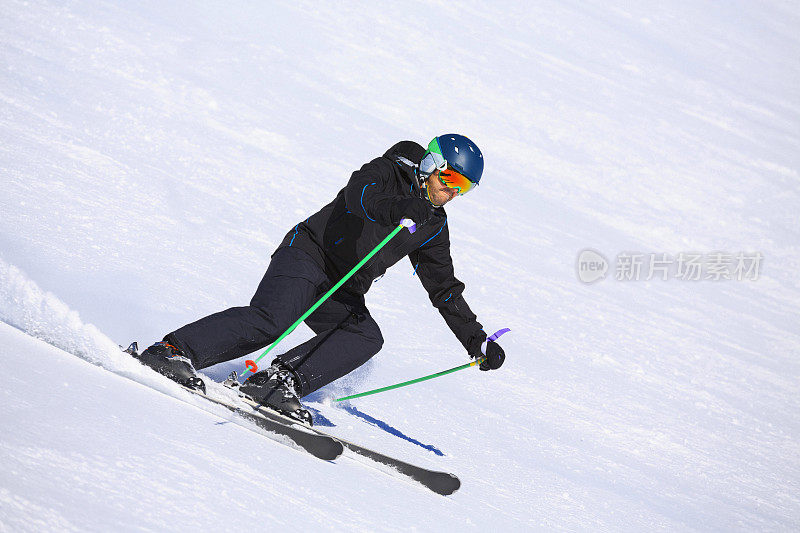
[343,157,402,226]
[408,220,485,350]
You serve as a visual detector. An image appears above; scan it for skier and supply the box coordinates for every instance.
[135,134,506,423]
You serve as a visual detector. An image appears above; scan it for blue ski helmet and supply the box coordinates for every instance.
[419,134,484,187]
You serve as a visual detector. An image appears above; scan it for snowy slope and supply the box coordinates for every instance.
[0,321,481,531]
[2,0,800,530]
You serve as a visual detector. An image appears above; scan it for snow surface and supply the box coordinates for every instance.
[2,0,799,530]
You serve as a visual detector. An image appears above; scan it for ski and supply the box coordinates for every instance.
[238,395,461,496]
[126,343,458,493]
[180,385,344,461]
[123,343,343,461]
[321,432,461,496]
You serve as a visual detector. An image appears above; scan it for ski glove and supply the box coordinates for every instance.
[390,197,433,227]
[469,338,506,371]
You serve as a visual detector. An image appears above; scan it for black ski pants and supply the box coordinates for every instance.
[164,246,383,397]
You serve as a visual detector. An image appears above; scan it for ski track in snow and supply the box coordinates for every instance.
[2,0,800,530]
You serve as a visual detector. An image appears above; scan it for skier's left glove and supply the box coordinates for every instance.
[468,336,505,371]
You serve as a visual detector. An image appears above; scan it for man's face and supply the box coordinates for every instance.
[425,170,460,206]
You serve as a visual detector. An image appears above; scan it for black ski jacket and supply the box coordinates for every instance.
[277,141,485,350]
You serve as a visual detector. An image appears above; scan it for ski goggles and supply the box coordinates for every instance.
[438,166,477,195]
[420,137,478,195]
[420,153,446,176]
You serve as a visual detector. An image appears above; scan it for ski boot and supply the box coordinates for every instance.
[124,341,206,394]
[239,363,313,426]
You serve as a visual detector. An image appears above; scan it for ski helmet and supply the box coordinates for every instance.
[419,134,484,188]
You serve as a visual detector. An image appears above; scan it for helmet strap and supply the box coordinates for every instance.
[415,167,442,207]
[425,177,443,208]
[415,167,427,188]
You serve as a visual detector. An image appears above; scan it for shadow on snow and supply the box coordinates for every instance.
[305,397,444,457]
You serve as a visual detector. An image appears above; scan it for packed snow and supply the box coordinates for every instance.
[1,0,799,530]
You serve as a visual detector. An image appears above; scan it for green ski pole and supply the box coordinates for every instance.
[334,359,483,402]
[334,328,510,401]
[240,219,417,379]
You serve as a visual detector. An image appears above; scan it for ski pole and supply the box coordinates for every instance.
[334,328,510,401]
[240,219,418,379]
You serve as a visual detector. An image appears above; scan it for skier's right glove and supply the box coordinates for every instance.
[389,197,433,227]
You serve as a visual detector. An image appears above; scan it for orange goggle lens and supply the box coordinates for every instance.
[438,167,477,195]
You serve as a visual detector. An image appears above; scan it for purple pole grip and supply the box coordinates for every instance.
[488,328,510,342]
[480,328,510,357]
[400,218,417,233]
